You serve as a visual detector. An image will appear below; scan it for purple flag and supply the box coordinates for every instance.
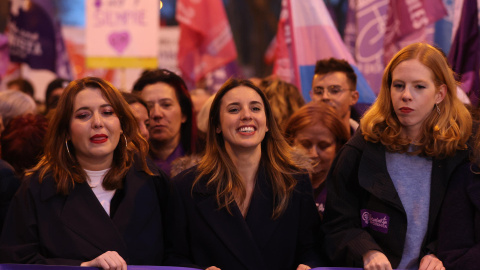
[8,0,72,78]
[448,0,480,105]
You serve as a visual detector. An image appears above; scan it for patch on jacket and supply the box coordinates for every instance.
[361,209,390,233]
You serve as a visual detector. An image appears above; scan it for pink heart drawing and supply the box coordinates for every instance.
[108,31,130,54]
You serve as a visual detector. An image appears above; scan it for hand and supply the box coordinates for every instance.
[419,254,445,270]
[296,264,311,270]
[363,250,392,270]
[80,251,127,270]
[205,267,221,270]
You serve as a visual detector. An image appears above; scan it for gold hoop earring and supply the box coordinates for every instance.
[65,140,73,160]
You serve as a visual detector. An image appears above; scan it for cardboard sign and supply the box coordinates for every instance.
[86,0,158,68]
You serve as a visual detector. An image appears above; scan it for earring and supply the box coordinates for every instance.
[435,103,441,115]
[65,140,73,160]
[123,134,128,148]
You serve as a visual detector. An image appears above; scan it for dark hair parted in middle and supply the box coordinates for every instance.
[29,77,152,195]
[194,78,301,219]
[132,68,197,154]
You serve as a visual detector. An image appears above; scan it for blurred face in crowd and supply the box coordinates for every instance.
[293,123,336,189]
[217,86,268,156]
[129,102,150,140]
[69,88,122,170]
[141,82,185,147]
[311,72,359,121]
[390,59,446,140]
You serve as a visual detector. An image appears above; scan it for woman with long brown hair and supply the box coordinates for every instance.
[0,77,169,269]
[165,79,323,270]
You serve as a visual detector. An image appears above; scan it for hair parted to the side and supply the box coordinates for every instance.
[361,42,471,157]
[28,77,152,195]
[194,78,300,219]
[284,103,350,153]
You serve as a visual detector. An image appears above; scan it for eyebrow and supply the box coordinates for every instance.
[226,101,263,106]
[74,104,113,113]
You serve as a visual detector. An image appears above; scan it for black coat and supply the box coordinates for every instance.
[0,160,170,266]
[438,163,480,270]
[165,165,324,270]
[322,131,469,268]
[0,159,20,233]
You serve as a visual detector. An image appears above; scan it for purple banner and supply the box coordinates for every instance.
[8,0,72,78]
[0,265,200,270]
[361,209,390,234]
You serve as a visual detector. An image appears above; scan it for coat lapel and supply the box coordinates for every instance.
[193,179,268,269]
[358,141,405,213]
[244,166,280,249]
[59,181,128,257]
[428,149,468,231]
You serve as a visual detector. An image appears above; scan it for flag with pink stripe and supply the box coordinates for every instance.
[275,0,376,104]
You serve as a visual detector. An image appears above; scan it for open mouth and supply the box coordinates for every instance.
[90,134,108,144]
[238,126,256,135]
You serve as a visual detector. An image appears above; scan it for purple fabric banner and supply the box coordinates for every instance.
[447,0,480,105]
[0,265,367,270]
[0,265,200,270]
[8,0,72,78]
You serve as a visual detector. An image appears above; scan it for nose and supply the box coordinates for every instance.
[91,112,104,129]
[306,145,319,159]
[321,91,330,102]
[150,103,164,120]
[401,87,413,102]
[240,107,252,120]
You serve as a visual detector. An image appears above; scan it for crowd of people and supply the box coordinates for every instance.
[0,42,478,270]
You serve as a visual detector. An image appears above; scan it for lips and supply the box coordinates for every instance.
[237,125,256,135]
[90,134,108,144]
[399,107,414,113]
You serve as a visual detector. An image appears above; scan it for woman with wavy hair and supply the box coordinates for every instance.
[165,79,323,270]
[323,43,471,270]
[0,77,169,269]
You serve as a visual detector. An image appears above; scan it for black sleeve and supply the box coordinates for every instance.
[0,177,83,265]
[163,169,200,268]
[294,174,326,268]
[0,161,20,233]
[437,163,480,270]
[322,144,383,267]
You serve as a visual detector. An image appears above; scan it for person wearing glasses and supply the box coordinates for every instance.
[310,58,359,135]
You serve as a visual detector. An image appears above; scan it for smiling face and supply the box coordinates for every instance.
[69,88,122,170]
[141,82,186,147]
[293,124,336,188]
[217,86,268,155]
[390,59,446,140]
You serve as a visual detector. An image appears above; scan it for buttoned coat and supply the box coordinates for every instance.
[322,131,469,268]
[0,161,169,266]
[164,165,324,270]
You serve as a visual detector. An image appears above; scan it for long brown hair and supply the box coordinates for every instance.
[28,77,152,194]
[194,78,300,219]
[361,43,471,157]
